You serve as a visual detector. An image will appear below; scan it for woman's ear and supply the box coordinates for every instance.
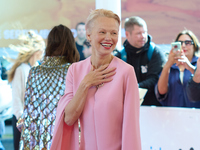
[86,30,91,42]
[87,35,91,43]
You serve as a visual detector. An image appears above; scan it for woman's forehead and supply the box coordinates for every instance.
[178,34,192,40]
[93,17,119,29]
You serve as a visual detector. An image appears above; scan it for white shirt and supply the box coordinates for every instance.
[12,63,30,119]
[179,71,184,84]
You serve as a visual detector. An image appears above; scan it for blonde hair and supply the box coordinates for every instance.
[85,9,120,33]
[7,30,45,82]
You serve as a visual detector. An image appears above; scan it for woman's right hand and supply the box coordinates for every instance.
[157,48,180,95]
[82,64,116,88]
[64,64,116,126]
[166,48,180,68]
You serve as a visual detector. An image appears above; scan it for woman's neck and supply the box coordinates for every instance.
[91,54,114,69]
[28,56,37,67]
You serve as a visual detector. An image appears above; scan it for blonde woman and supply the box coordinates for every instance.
[7,30,45,150]
[51,9,141,150]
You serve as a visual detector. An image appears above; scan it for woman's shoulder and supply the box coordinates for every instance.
[18,63,29,68]
[112,57,136,79]
[15,63,30,72]
[191,56,199,64]
[114,56,134,71]
[70,57,90,69]
[31,62,71,73]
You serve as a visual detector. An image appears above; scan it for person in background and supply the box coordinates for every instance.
[75,22,87,61]
[82,39,92,58]
[0,61,7,80]
[7,31,45,150]
[155,30,200,108]
[119,16,166,106]
[50,9,141,150]
[18,24,79,150]
[0,63,5,150]
[186,57,200,102]
[0,140,4,150]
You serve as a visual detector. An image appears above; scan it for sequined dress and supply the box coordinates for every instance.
[19,56,70,150]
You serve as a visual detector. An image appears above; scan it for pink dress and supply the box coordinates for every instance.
[50,56,141,150]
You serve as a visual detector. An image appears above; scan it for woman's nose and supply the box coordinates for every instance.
[181,42,186,47]
[105,33,111,40]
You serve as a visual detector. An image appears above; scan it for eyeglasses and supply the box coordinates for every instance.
[177,40,194,46]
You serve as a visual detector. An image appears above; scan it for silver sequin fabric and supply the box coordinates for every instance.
[19,56,70,150]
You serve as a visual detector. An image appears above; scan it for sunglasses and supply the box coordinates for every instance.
[177,40,194,46]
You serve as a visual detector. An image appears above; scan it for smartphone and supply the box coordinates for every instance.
[171,42,181,52]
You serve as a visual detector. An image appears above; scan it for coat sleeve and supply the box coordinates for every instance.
[186,77,200,102]
[50,64,79,150]
[122,66,141,150]
[154,84,168,102]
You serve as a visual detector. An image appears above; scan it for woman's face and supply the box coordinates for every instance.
[177,34,195,58]
[87,16,119,57]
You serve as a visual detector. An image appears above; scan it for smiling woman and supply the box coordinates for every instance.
[50,9,141,150]
[87,16,119,64]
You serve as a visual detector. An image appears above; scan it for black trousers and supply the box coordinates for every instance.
[12,115,21,150]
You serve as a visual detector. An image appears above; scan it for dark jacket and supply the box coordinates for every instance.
[122,35,166,106]
[76,42,85,61]
[186,72,200,102]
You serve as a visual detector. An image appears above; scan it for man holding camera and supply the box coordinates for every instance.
[120,16,166,106]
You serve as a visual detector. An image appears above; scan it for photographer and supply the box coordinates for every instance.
[155,30,200,108]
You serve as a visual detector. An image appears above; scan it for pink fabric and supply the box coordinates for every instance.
[50,56,141,150]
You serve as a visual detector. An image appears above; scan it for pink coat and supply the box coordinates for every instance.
[50,56,141,150]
